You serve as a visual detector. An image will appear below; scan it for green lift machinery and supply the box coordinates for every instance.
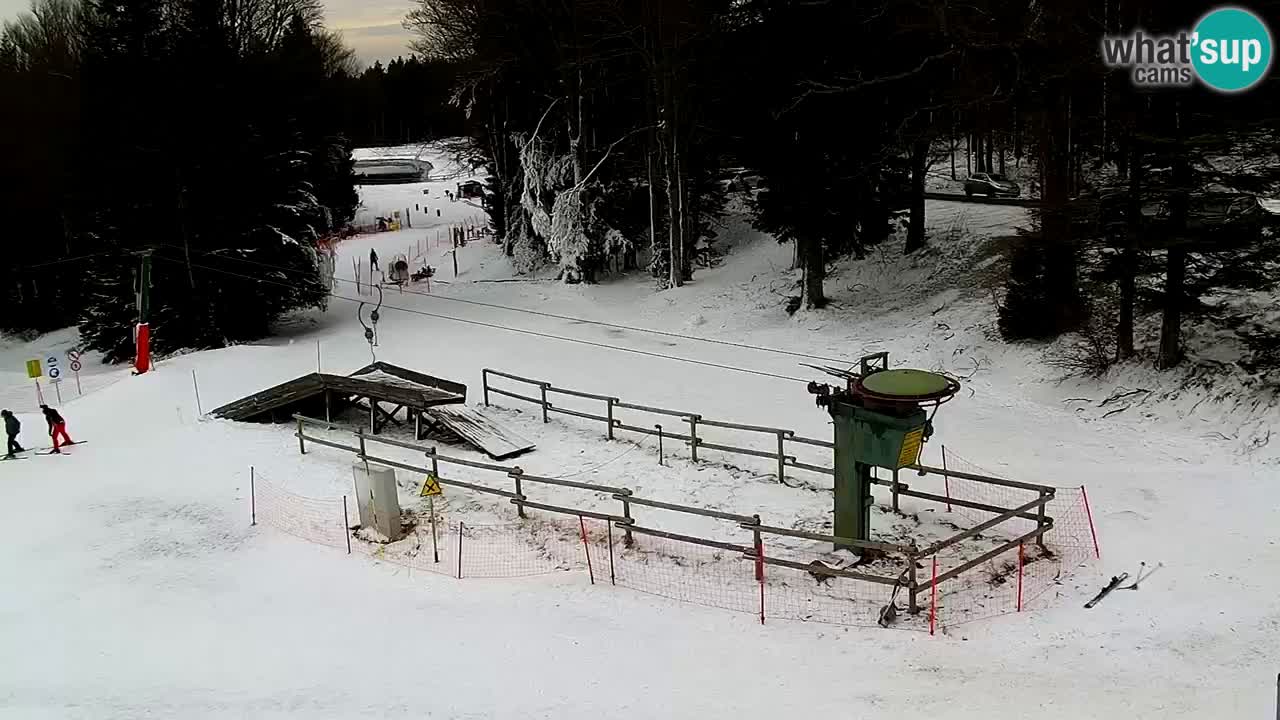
[807,353,960,547]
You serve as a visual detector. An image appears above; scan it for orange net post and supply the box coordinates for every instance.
[929,556,937,636]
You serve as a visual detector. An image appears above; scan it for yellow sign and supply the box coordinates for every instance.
[25,359,41,379]
[420,473,443,497]
[897,428,925,468]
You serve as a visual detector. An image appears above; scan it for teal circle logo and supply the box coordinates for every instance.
[1192,7,1273,92]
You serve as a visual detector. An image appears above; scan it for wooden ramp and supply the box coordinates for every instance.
[425,405,535,460]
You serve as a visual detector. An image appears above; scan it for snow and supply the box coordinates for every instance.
[2,150,1279,717]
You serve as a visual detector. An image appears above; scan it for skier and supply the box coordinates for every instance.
[1,409,22,457]
[369,248,380,272]
[40,404,73,453]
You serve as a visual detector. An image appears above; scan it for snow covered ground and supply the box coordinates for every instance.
[2,145,1278,718]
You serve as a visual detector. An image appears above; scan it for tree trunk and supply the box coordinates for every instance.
[905,138,929,254]
[1116,140,1141,360]
[1040,86,1084,334]
[665,71,683,288]
[1158,108,1190,370]
[1157,246,1185,369]
[950,118,957,180]
[801,236,826,308]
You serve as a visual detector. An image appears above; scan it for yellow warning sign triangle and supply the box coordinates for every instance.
[420,473,443,497]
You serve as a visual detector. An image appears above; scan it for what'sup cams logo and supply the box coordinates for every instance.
[1101,6,1273,92]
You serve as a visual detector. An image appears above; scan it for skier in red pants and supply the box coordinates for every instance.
[40,405,73,453]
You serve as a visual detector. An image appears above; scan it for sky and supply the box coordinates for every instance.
[0,0,415,66]
[324,0,417,65]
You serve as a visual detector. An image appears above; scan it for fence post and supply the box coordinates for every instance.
[930,557,938,636]
[579,516,595,585]
[687,415,700,462]
[1016,541,1024,612]
[250,466,256,526]
[606,398,616,440]
[539,383,550,423]
[296,417,306,455]
[907,547,919,613]
[619,489,634,546]
[1036,489,1049,549]
[892,469,901,512]
[607,520,616,585]
[511,467,526,519]
[775,431,787,483]
[356,427,367,463]
[342,496,351,555]
[456,521,464,579]
[1081,484,1101,559]
[482,370,491,406]
[941,444,952,512]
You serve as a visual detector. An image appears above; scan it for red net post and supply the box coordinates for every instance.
[755,532,765,625]
[579,516,595,585]
[1081,484,1101,559]
[1016,541,1024,612]
[930,567,941,633]
[607,521,616,586]
[941,444,952,512]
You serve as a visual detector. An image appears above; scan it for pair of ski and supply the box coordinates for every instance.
[2,440,87,460]
[1084,561,1164,608]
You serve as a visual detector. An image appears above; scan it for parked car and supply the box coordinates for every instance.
[963,172,1021,197]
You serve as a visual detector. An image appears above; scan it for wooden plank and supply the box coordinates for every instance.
[511,499,628,524]
[908,463,1055,493]
[211,374,326,420]
[624,524,752,554]
[425,405,536,460]
[750,523,912,554]
[619,495,758,524]
[350,362,467,397]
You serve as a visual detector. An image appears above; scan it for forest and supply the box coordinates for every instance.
[3,0,1280,376]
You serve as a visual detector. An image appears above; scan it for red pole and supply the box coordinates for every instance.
[929,558,939,634]
[1016,541,1024,612]
[1080,485,1101,559]
[579,516,594,585]
[607,521,615,586]
[941,445,952,512]
[755,535,765,625]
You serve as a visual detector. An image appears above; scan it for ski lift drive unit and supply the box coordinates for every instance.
[807,352,959,547]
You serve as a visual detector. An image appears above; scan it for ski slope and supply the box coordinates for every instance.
[1,152,1277,718]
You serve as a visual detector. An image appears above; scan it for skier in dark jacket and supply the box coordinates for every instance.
[1,409,21,457]
[369,248,380,271]
[40,404,73,453]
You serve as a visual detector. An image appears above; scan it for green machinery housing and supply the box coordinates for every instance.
[807,353,960,545]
